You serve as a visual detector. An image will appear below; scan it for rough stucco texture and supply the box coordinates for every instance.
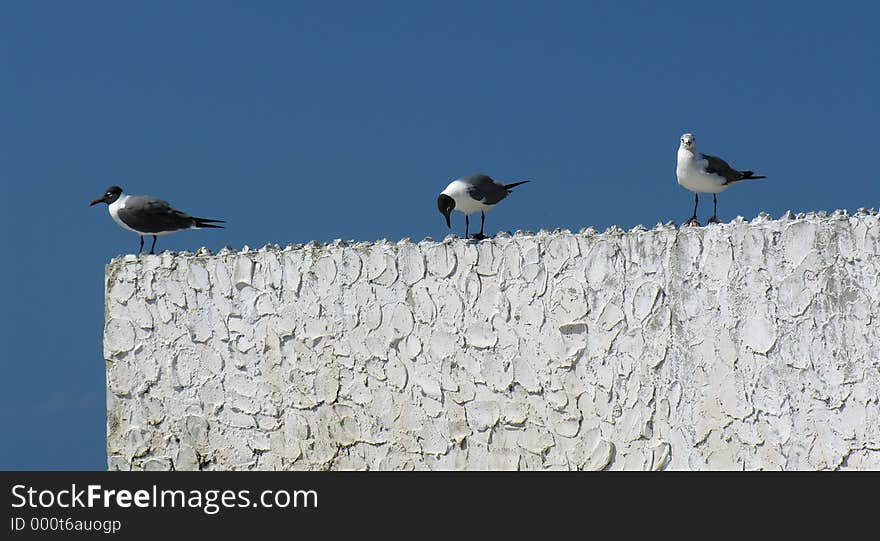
[104,211,880,470]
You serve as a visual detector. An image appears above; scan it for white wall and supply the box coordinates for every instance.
[104,211,880,470]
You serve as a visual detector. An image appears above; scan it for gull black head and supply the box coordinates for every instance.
[680,133,695,150]
[437,194,455,228]
[90,186,123,206]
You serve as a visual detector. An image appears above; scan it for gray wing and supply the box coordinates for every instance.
[701,154,745,184]
[463,174,510,205]
[117,196,196,233]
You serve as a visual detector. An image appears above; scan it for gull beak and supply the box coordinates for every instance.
[90,197,105,206]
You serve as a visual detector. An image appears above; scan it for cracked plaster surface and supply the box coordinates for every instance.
[104,211,880,470]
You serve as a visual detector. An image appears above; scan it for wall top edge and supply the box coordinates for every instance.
[105,208,880,271]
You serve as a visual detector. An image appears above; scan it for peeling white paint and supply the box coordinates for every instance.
[104,211,880,470]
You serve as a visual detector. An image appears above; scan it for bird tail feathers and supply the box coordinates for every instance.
[741,171,766,180]
[194,217,225,229]
[504,180,531,190]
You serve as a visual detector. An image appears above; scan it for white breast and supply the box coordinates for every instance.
[676,149,729,194]
[108,195,142,234]
[441,179,495,215]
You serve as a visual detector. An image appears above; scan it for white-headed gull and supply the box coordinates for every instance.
[676,133,765,226]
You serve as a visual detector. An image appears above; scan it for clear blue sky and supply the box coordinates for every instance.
[1,1,877,469]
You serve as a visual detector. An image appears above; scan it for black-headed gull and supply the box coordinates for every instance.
[437,174,530,239]
[90,186,225,254]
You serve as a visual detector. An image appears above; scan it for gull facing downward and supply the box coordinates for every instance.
[437,174,530,240]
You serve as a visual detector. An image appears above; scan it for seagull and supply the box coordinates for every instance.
[676,133,766,226]
[437,174,530,240]
[90,186,225,255]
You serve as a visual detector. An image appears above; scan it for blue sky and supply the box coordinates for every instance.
[1,1,877,469]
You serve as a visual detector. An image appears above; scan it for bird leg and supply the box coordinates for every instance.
[471,212,488,240]
[685,193,701,226]
[138,236,144,255]
[149,235,158,254]
[464,215,469,239]
[708,194,720,223]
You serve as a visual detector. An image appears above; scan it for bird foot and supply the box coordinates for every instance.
[683,217,701,227]
[469,233,489,241]
[707,215,720,224]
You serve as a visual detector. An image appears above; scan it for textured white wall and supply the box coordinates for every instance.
[104,211,880,470]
